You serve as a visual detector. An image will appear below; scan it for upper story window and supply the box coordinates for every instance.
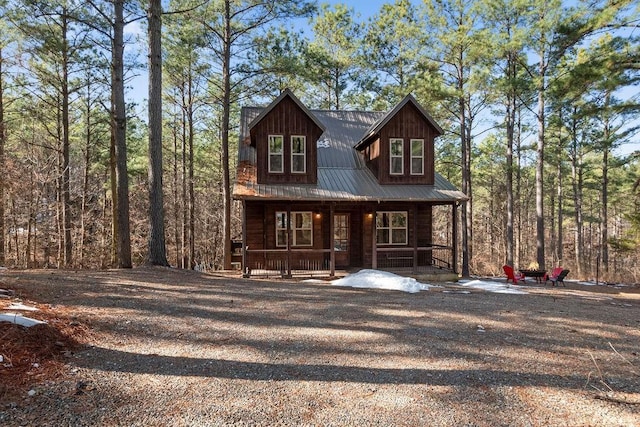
[268,135,284,173]
[291,136,306,173]
[390,138,404,175]
[276,211,313,247]
[376,211,407,245]
[410,139,424,175]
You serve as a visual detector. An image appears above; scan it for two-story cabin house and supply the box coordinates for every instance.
[233,89,467,278]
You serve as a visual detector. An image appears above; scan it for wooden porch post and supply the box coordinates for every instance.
[372,207,377,270]
[242,200,248,278]
[330,204,335,276]
[413,205,418,274]
[452,202,458,274]
[286,205,292,278]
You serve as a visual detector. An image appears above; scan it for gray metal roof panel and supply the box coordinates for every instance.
[313,110,384,168]
[234,167,467,203]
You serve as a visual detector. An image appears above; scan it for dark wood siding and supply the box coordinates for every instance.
[376,103,436,185]
[364,138,381,177]
[244,201,368,268]
[244,201,434,270]
[251,96,323,185]
[416,204,433,247]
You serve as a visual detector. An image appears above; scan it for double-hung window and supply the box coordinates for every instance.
[376,211,408,245]
[291,136,306,173]
[275,211,313,247]
[268,135,284,173]
[390,138,404,175]
[410,139,424,175]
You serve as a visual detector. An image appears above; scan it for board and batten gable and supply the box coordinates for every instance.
[357,96,440,185]
[250,93,324,185]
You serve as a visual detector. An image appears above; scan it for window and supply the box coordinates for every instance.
[275,212,288,247]
[410,139,424,175]
[291,136,306,173]
[390,138,404,175]
[275,211,313,247]
[333,214,349,251]
[376,212,407,245]
[268,135,284,173]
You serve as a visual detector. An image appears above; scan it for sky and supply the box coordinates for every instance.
[124,0,639,156]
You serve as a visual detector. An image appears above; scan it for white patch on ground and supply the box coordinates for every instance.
[6,303,39,311]
[0,313,47,327]
[459,279,528,295]
[331,269,432,293]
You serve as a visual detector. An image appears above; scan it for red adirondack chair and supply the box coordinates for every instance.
[503,265,525,284]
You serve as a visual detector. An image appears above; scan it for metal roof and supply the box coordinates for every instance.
[234,166,467,203]
[234,96,467,204]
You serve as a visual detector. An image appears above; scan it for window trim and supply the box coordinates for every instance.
[410,138,424,175]
[376,211,408,245]
[268,135,284,173]
[291,135,306,174]
[275,211,313,247]
[390,138,404,175]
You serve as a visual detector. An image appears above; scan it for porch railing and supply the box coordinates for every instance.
[244,248,332,278]
[375,245,453,273]
[243,244,454,278]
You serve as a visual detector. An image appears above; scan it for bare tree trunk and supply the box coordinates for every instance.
[172,107,180,266]
[505,55,515,267]
[455,42,471,276]
[80,80,90,267]
[147,0,169,266]
[181,103,187,268]
[556,154,563,266]
[112,0,132,268]
[56,100,63,266]
[101,183,109,268]
[570,111,584,277]
[601,93,611,274]
[221,0,233,270]
[188,73,195,269]
[109,131,117,266]
[61,10,72,266]
[515,108,522,268]
[535,56,546,271]
[11,198,19,266]
[0,46,5,266]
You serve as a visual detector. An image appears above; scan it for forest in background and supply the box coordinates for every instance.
[0,0,639,282]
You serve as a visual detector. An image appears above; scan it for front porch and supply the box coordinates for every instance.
[242,244,457,280]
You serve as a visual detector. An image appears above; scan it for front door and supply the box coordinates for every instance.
[334,213,350,267]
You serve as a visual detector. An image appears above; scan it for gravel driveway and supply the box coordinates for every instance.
[1,267,639,426]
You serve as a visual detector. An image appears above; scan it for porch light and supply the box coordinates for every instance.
[367,213,373,219]
[315,212,322,219]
